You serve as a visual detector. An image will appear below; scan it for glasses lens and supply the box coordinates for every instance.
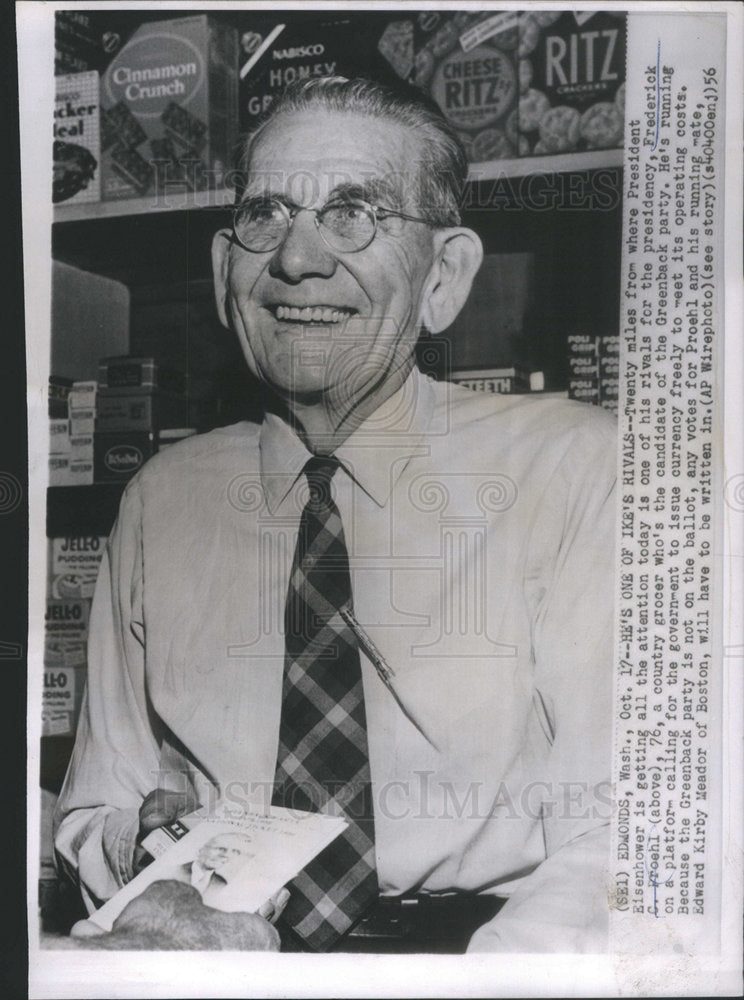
[234,199,288,252]
[318,200,375,252]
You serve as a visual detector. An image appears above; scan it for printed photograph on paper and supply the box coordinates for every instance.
[19,3,742,997]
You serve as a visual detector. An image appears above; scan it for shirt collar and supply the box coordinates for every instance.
[260,368,437,513]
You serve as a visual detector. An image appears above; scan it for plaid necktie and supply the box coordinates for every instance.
[272,455,378,951]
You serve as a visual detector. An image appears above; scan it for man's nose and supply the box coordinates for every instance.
[269,209,337,282]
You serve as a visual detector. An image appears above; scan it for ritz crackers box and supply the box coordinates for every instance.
[100,15,238,200]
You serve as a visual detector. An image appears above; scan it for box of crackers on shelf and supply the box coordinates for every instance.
[517,10,626,157]
[55,9,102,76]
[99,15,238,200]
[376,10,521,164]
[376,11,626,164]
[237,12,363,134]
[53,71,101,204]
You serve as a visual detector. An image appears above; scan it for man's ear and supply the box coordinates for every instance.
[211,229,233,328]
[419,227,484,334]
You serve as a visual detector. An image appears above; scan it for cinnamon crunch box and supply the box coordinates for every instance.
[100,15,238,200]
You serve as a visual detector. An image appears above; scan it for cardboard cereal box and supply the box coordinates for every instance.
[99,15,238,200]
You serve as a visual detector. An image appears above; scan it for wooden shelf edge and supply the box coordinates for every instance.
[468,148,623,181]
[54,187,236,223]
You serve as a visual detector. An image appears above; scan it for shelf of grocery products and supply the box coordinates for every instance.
[52,148,624,223]
[54,187,237,223]
[468,147,623,181]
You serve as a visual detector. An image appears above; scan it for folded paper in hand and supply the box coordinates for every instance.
[90,805,347,932]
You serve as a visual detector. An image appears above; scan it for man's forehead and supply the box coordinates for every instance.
[244,110,420,205]
[211,833,250,846]
[244,166,411,206]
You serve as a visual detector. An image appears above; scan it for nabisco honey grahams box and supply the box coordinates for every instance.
[100,15,238,200]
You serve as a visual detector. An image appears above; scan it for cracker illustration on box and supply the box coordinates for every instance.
[99,15,237,201]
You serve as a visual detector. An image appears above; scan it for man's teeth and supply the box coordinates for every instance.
[274,305,353,323]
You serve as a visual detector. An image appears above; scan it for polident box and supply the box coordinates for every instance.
[100,15,238,200]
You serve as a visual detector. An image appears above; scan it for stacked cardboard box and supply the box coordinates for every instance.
[43,528,108,736]
[68,381,97,484]
[54,14,239,203]
[49,381,98,485]
[48,417,72,487]
[567,334,619,414]
[43,595,90,737]
[94,356,195,483]
[598,335,620,414]
[48,376,73,418]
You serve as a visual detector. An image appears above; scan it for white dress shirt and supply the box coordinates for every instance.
[54,369,618,952]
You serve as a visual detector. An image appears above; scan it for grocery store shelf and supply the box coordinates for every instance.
[54,187,236,223]
[53,149,624,223]
[467,148,623,181]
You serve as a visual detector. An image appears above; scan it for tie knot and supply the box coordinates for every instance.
[304,455,339,509]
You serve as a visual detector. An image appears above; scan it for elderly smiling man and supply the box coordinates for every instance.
[54,77,617,954]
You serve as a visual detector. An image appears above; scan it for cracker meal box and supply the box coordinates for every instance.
[100,15,238,200]
[518,11,626,157]
[54,71,101,204]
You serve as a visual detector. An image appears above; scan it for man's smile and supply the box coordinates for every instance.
[267,304,358,324]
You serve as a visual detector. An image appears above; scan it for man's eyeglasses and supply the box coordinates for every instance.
[231,196,435,254]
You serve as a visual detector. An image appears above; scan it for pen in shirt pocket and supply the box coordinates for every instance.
[339,605,441,753]
[339,605,395,688]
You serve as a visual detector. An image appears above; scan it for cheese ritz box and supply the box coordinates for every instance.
[375,10,626,163]
[100,15,238,200]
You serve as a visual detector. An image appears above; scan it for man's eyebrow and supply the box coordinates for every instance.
[328,178,405,206]
[238,176,407,208]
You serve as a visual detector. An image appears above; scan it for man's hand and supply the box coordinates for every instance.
[133,788,201,874]
[70,880,281,951]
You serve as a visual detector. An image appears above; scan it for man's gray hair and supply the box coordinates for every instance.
[237,76,468,226]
